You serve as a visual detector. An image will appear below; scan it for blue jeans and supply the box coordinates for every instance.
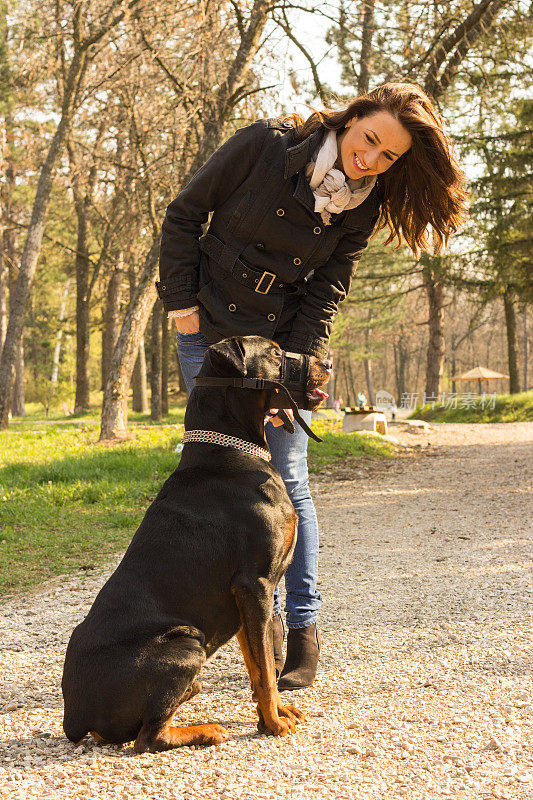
[176,330,322,629]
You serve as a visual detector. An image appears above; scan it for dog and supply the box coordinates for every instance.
[62,335,330,753]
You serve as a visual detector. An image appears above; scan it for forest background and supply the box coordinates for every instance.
[0,0,531,439]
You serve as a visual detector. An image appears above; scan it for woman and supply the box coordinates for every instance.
[156,82,468,690]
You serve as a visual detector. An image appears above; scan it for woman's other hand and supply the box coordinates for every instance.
[268,408,295,428]
[174,311,200,334]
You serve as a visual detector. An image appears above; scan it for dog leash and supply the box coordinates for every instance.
[193,376,322,443]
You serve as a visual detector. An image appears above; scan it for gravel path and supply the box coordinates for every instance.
[1,422,532,800]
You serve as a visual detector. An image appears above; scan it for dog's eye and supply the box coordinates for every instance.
[271,348,281,358]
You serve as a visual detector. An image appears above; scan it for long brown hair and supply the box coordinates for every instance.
[284,82,469,256]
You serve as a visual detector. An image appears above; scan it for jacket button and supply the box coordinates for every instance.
[267,313,276,321]
[276,208,285,216]
[256,242,265,249]
[313,226,321,234]
[228,303,237,312]
[242,273,247,278]
[161,285,166,290]
[293,257,301,265]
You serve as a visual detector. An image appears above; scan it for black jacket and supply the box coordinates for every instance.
[156,118,382,360]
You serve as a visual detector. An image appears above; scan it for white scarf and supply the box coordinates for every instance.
[305,129,377,225]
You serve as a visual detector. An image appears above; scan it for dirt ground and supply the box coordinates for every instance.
[0,422,532,799]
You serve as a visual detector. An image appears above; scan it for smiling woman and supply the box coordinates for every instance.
[285,82,469,256]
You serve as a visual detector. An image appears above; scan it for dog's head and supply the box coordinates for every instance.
[207,336,330,411]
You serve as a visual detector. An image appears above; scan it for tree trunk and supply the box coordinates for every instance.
[150,300,162,422]
[523,307,528,391]
[70,123,107,412]
[414,343,423,394]
[503,287,520,394]
[423,265,445,398]
[325,368,335,408]
[393,343,399,398]
[11,338,25,416]
[51,281,70,383]
[394,334,408,402]
[340,358,352,406]
[357,0,375,94]
[100,241,159,439]
[129,267,148,414]
[363,356,374,404]
[363,309,375,404]
[132,337,148,413]
[101,257,124,390]
[381,342,388,393]
[0,50,87,428]
[451,333,457,394]
[0,5,12,355]
[346,359,357,406]
[161,308,169,415]
[0,226,6,353]
[74,214,91,412]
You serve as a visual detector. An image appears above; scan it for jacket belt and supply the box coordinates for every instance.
[199,233,286,294]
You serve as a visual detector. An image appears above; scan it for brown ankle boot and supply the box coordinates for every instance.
[272,614,285,679]
[277,622,321,690]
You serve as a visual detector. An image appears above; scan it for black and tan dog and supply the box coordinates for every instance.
[62,335,329,753]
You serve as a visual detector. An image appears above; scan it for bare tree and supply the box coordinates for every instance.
[150,300,162,422]
[503,288,520,394]
[67,121,106,412]
[51,281,71,384]
[161,309,169,415]
[0,0,144,428]
[101,255,125,390]
[100,0,278,439]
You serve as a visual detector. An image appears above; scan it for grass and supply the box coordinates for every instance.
[409,390,533,423]
[9,394,187,429]
[1,407,394,596]
[307,418,395,473]
[0,425,184,595]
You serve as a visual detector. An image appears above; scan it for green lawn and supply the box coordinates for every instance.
[409,390,533,423]
[0,408,394,596]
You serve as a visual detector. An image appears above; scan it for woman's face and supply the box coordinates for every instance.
[337,111,412,178]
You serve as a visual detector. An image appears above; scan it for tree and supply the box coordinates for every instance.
[453,98,532,392]
[0,0,144,428]
[280,0,516,397]
[100,0,279,439]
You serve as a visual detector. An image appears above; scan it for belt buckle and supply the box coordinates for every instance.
[254,271,276,294]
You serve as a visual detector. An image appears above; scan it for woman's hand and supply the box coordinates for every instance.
[174,311,200,334]
[268,408,295,428]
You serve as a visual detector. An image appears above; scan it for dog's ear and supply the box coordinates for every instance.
[209,337,247,376]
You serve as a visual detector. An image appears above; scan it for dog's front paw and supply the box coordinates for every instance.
[258,714,298,737]
[278,704,305,725]
[199,723,228,745]
[271,716,296,736]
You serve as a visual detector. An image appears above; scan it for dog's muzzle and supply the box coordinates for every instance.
[276,351,330,411]
[194,351,330,443]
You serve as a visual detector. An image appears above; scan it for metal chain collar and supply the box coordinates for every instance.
[182,429,271,462]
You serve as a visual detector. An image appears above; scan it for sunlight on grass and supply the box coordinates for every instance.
[0,413,394,595]
[409,391,533,423]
